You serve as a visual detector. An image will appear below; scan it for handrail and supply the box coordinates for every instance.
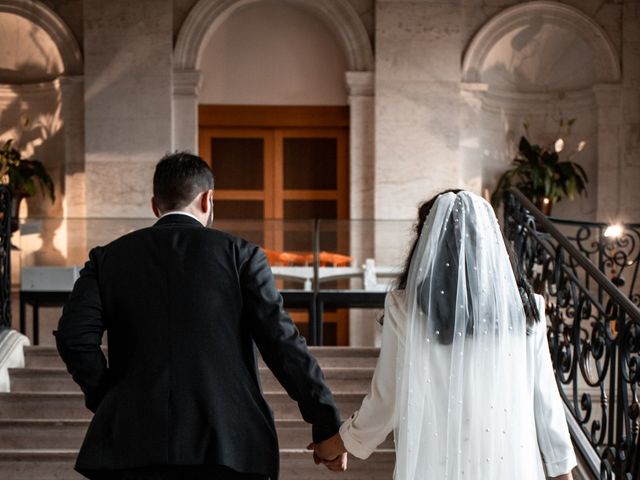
[549,217,640,229]
[504,188,640,480]
[509,188,640,322]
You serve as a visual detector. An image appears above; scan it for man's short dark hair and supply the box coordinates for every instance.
[153,152,214,212]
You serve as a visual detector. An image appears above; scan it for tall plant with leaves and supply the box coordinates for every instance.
[491,119,588,210]
[0,139,54,202]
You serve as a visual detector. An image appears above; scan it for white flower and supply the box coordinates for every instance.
[578,140,586,151]
[554,138,565,153]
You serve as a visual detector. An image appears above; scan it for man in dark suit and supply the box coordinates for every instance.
[55,152,345,480]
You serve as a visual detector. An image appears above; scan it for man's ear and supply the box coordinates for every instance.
[199,190,210,213]
[151,197,161,218]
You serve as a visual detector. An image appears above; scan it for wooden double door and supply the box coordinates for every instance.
[198,106,350,344]
[199,127,348,222]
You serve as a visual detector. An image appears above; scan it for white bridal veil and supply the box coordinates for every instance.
[395,191,539,480]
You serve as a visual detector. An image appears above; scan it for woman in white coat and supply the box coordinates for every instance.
[314,191,577,480]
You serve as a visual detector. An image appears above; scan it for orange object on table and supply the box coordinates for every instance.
[262,248,352,267]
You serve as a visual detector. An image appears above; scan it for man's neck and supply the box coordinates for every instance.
[159,210,203,225]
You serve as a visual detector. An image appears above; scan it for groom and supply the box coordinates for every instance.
[56,152,345,480]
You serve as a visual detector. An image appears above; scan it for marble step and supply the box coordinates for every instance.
[8,367,375,394]
[0,419,394,450]
[23,346,381,369]
[0,392,366,421]
[0,449,395,480]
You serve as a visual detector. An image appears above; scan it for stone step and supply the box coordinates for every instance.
[0,392,366,421]
[23,346,381,369]
[0,419,394,450]
[8,367,374,394]
[0,449,395,480]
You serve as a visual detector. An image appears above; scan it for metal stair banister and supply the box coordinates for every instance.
[503,188,640,480]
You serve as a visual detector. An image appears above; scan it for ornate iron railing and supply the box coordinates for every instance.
[549,218,640,309]
[504,188,640,480]
[0,186,11,330]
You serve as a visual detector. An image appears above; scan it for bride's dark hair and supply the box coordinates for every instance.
[395,189,540,330]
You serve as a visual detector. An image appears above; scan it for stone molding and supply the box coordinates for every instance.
[173,69,203,97]
[0,80,61,106]
[174,0,374,72]
[0,0,82,75]
[461,82,598,115]
[592,83,623,108]
[462,1,621,84]
[345,71,374,97]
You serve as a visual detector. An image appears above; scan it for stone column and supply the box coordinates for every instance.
[375,1,463,220]
[83,0,173,218]
[346,71,375,220]
[593,84,623,221]
[59,75,87,265]
[59,76,85,219]
[345,71,377,346]
[173,69,202,153]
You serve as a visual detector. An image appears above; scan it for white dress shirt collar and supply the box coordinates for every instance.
[159,210,203,225]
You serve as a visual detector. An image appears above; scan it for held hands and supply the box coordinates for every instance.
[307,433,348,472]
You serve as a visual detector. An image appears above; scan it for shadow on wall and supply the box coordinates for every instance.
[0,78,66,266]
[0,7,87,269]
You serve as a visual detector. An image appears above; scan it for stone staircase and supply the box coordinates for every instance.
[0,346,394,480]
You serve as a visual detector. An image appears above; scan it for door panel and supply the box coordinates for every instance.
[199,128,275,219]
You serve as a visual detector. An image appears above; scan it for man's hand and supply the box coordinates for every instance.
[321,452,348,472]
[550,473,573,480]
[307,433,348,471]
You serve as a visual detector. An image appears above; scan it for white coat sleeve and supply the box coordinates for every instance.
[533,296,577,477]
[338,291,403,459]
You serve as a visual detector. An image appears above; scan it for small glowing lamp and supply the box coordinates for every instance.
[577,141,587,152]
[554,138,565,153]
[542,197,551,205]
[604,224,623,238]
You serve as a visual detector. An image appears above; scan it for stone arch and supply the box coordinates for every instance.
[459,1,623,222]
[0,0,82,76]
[174,0,373,72]
[461,1,620,86]
[172,0,375,232]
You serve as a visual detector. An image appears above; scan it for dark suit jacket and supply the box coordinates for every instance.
[55,214,341,480]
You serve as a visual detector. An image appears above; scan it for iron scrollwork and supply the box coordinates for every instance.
[550,218,640,309]
[503,189,640,480]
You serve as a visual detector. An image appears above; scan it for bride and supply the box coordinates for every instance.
[313,190,576,479]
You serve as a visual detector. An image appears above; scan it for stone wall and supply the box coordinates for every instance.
[83,0,173,217]
[621,1,640,222]
[25,0,634,223]
[374,0,636,222]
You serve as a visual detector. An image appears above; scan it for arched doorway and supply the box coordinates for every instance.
[461,1,621,220]
[0,1,83,244]
[0,0,83,334]
[173,0,374,219]
[173,0,374,345]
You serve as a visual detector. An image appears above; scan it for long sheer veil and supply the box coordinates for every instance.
[395,191,540,479]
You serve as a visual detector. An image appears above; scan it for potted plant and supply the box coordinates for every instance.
[0,139,55,233]
[491,120,588,215]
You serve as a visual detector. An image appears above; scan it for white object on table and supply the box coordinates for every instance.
[20,266,81,292]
